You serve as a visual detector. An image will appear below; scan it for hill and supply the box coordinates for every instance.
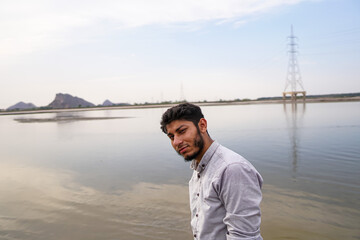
[102,99,131,106]
[7,102,37,111]
[102,99,115,106]
[48,93,95,109]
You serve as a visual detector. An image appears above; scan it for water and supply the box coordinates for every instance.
[0,102,359,240]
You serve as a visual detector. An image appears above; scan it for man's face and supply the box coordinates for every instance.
[166,119,204,161]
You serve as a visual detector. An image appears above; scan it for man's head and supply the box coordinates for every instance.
[161,103,211,162]
[160,103,204,134]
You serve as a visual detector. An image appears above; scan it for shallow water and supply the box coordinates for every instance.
[0,102,359,239]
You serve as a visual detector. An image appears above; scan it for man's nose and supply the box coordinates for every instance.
[173,135,183,146]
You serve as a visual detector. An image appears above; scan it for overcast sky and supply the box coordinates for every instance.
[1,0,359,108]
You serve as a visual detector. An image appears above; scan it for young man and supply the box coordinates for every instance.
[161,103,263,240]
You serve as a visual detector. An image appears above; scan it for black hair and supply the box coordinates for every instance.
[160,103,204,134]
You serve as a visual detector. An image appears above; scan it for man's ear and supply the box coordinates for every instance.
[198,118,207,133]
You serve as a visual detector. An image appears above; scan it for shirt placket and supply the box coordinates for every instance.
[193,171,202,239]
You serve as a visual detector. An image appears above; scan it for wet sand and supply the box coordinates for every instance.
[261,185,360,240]
[1,163,358,240]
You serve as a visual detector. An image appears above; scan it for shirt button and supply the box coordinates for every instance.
[197,193,199,196]
[202,164,205,168]
[194,234,197,238]
[196,214,198,217]
[197,173,200,178]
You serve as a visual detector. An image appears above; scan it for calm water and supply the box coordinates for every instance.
[0,102,359,240]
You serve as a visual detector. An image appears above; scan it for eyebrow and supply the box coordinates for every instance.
[167,124,186,137]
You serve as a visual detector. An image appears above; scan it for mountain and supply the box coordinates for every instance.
[101,99,131,106]
[7,102,37,110]
[48,93,95,109]
[102,99,114,106]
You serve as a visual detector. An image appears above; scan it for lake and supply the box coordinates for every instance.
[0,102,359,240]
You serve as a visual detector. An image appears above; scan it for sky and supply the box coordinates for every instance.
[1,0,359,108]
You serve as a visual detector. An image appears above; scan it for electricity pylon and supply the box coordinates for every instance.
[180,82,186,102]
[283,25,306,101]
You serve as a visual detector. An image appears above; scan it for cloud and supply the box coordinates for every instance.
[0,0,308,56]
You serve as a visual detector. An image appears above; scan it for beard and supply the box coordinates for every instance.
[179,130,204,162]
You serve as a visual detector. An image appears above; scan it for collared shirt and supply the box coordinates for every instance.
[189,141,263,240]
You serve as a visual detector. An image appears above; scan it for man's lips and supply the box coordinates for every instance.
[178,146,188,154]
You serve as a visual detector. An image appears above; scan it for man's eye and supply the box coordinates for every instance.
[169,136,174,140]
[179,129,186,133]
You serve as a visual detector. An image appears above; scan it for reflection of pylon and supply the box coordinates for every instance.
[180,82,186,102]
[283,101,306,179]
[283,25,306,101]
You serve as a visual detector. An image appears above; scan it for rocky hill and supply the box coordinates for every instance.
[7,102,37,110]
[102,99,131,106]
[48,93,95,109]
[102,99,114,106]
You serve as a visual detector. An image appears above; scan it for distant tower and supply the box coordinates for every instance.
[283,25,306,101]
[160,91,164,103]
[180,82,186,102]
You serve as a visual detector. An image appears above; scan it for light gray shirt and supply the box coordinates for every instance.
[189,141,263,240]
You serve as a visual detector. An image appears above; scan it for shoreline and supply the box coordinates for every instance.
[1,96,360,116]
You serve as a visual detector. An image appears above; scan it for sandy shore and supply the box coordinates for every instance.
[1,96,359,116]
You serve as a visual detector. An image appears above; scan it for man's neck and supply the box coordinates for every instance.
[195,138,214,165]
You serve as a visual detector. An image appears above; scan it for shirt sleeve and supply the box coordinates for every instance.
[218,162,263,240]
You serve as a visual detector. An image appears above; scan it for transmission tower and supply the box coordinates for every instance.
[180,82,186,102]
[283,25,306,101]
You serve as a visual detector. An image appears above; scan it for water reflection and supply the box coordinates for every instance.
[0,163,191,240]
[13,111,130,123]
[283,102,306,180]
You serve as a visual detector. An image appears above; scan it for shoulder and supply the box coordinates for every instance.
[214,144,251,168]
[213,145,263,187]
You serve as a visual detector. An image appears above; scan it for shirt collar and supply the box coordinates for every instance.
[190,141,220,173]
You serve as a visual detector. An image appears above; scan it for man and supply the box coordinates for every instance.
[160,103,263,240]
